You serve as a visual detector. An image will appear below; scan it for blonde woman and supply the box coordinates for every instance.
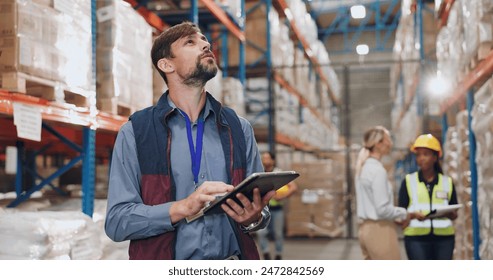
[354,126,423,260]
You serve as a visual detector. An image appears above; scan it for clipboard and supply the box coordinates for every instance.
[185,171,300,223]
[425,204,463,219]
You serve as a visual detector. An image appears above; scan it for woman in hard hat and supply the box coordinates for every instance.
[355,126,424,260]
[398,134,459,260]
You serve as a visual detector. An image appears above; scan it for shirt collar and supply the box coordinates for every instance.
[167,94,214,122]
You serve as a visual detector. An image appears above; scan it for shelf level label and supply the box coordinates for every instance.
[13,102,42,142]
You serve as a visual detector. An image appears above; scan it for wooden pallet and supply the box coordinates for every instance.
[0,72,92,108]
[97,97,134,117]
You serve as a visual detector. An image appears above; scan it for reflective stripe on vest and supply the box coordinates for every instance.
[404,172,455,236]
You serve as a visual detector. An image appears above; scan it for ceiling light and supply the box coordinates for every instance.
[356,44,369,55]
[350,5,366,19]
[427,74,451,97]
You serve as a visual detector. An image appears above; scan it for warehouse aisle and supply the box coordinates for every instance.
[272,237,408,260]
[1,197,411,260]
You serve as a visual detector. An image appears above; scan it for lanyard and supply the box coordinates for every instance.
[180,109,205,185]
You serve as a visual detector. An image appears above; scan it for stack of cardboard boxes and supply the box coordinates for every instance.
[0,0,92,105]
[286,156,347,238]
[96,0,153,116]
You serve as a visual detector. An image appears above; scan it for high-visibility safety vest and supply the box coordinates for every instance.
[403,172,455,236]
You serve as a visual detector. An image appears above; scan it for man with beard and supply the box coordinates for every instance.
[105,22,274,260]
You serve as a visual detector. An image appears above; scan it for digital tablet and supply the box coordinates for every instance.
[185,171,300,223]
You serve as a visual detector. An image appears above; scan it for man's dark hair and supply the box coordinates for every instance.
[151,22,201,84]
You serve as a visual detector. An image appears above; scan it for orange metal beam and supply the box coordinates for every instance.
[0,91,93,127]
[276,133,317,152]
[0,117,117,158]
[437,0,455,29]
[124,0,169,32]
[96,111,127,132]
[199,0,245,42]
[0,90,126,133]
[440,50,493,114]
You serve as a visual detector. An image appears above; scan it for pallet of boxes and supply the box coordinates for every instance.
[96,0,153,116]
[0,0,93,107]
[286,156,348,238]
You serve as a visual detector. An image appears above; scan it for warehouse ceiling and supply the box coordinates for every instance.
[140,0,402,55]
[306,0,401,54]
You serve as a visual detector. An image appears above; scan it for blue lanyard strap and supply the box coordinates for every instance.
[180,109,205,185]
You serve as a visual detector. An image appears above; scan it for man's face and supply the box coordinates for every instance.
[169,32,218,87]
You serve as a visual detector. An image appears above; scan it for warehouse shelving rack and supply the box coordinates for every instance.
[274,0,341,107]
[0,0,129,216]
[0,0,111,216]
[245,0,340,154]
[432,0,492,260]
[393,0,436,130]
[0,0,249,214]
[439,50,493,260]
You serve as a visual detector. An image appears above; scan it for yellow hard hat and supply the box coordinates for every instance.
[411,134,442,156]
[276,185,289,196]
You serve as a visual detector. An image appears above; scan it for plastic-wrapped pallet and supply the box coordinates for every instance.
[471,79,493,259]
[245,78,269,127]
[222,77,246,117]
[0,210,102,259]
[96,0,153,115]
[443,112,474,260]
[0,0,92,95]
[275,84,299,140]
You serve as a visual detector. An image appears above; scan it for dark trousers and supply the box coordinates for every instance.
[404,236,455,260]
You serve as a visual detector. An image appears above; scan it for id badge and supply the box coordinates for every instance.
[436,191,448,199]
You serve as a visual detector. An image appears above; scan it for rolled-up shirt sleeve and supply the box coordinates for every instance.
[105,122,175,242]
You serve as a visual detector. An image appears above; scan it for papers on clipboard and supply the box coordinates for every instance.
[426,204,463,219]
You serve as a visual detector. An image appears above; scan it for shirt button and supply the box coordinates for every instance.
[201,174,205,179]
